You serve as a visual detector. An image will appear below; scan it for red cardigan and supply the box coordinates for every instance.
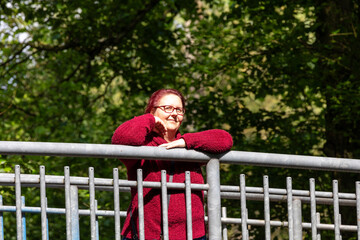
[111,114,233,240]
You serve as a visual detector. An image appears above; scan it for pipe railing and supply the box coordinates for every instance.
[1,141,360,172]
[1,141,360,240]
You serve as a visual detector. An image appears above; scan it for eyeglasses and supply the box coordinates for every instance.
[154,105,185,115]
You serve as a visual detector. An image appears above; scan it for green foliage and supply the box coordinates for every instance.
[1,0,360,238]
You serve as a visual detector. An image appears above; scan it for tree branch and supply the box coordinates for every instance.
[0,44,29,67]
[28,0,161,55]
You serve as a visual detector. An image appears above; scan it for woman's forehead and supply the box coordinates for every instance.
[157,94,182,106]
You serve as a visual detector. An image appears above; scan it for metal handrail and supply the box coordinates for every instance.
[1,141,360,172]
[1,141,360,240]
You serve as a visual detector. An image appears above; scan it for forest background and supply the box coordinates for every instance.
[1,0,359,239]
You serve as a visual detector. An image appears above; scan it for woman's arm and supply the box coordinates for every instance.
[111,114,156,146]
[181,129,233,153]
[112,113,168,146]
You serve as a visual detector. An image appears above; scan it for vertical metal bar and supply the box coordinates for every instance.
[310,178,317,239]
[21,196,26,240]
[206,159,221,240]
[70,185,80,240]
[316,213,321,240]
[185,171,193,240]
[333,180,340,240]
[64,166,72,240]
[263,176,271,240]
[161,170,169,240]
[89,167,96,240]
[221,207,228,240]
[356,181,360,240]
[40,166,47,240]
[15,165,22,240]
[339,214,342,240]
[293,199,302,240]
[95,200,99,240]
[240,174,248,240]
[137,169,145,240]
[287,177,293,240]
[113,168,121,240]
[0,195,4,240]
[46,198,49,240]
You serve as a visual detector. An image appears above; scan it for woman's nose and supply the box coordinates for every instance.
[170,111,178,118]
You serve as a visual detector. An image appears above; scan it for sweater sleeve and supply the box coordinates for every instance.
[111,114,156,146]
[181,129,233,154]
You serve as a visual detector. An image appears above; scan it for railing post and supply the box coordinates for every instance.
[293,199,302,240]
[221,207,228,240]
[89,167,96,240]
[70,186,80,240]
[21,196,26,240]
[0,195,3,240]
[40,166,47,240]
[15,165,22,240]
[356,181,360,239]
[64,166,72,240]
[113,168,121,240]
[206,158,221,240]
[185,171,193,240]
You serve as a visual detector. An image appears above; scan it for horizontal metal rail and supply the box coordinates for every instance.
[2,168,360,237]
[0,173,357,206]
[0,173,208,190]
[1,141,360,239]
[1,141,360,172]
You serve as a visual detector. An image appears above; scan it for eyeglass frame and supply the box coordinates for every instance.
[154,105,185,115]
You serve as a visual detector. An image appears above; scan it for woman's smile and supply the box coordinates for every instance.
[152,94,184,135]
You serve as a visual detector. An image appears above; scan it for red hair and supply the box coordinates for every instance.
[145,89,186,114]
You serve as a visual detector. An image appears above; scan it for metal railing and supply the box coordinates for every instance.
[1,141,360,239]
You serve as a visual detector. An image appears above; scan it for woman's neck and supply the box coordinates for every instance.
[164,130,176,142]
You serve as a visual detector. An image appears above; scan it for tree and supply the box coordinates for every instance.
[1,0,360,238]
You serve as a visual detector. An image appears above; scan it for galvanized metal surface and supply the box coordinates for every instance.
[263,176,271,240]
[240,174,248,240]
[113,168,121,240]
[287,177,294,240]
[1,166,360,239]
[137,169,145,240]
[40,166,47,240]
[2,141,360,172]
[15,165,22,240]
[1,141,360,239]
[333,180,341,240]
[0,196,3,240]
[89,167,96,240]
[206,159,221,240]
[70,186,80,240]
[64,166,72,240]
[221,207,228,240]
[293,199,302,240]
[185,171,193,240]
[161,170,169,240]
[357,181,360,239]
[310,178,318,239]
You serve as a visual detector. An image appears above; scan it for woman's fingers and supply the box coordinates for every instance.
[159,139,186,149]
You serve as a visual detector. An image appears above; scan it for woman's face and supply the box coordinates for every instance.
[152,94,184,133]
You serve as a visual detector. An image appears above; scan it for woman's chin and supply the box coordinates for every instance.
[166,125,180,132]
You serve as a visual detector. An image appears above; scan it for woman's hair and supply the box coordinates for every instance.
[145,89,186,114]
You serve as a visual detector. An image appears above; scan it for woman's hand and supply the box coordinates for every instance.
[153,116,167,136]
[159,138,186,149]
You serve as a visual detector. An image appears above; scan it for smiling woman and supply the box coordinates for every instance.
[111,89,233,240]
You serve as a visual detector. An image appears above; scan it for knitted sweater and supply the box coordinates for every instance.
[111,114,233,240]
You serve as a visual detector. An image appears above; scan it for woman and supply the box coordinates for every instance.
[112,89,233,240]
